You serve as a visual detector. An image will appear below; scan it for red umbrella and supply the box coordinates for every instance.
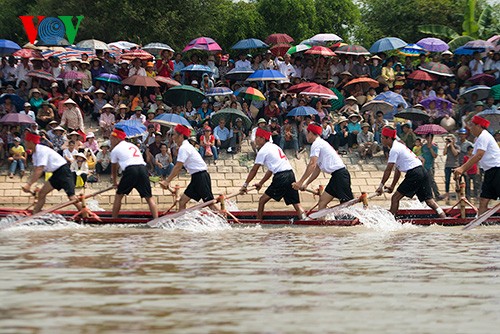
[13,48,42,58]
[343,77,379,93]
[0,113,36,125]
[265,34,294,45]
[155,76,181,87]
[414,124,448,135]
[122,75,160,87]
[120,49,154,61]
[305,46,337,57]
[270,43,291,57]
[287,82,317,94]
[407,70,438,82]
[469,73,496,86]
[300,83,338,99]
[182,37,222,52]
[27,70,56,82]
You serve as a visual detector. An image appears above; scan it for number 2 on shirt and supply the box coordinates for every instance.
[129,146,140,157]
[278,148,288,160]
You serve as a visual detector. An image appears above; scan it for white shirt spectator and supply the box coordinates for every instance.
[235,59,251,70]
[469,59,484,76]
[20,109,36,121]
[128,67,147,77]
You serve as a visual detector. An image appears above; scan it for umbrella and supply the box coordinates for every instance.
[361,100,394,114]
[13,48,41,58]
[183,37,222,52]
[0,94,25,111]
[464,40,495,50]
[122,75,160,87]
[0,113,36,125]
[108,41,139,50]
[231,38,268,50]
[487,35,500,45]
[96,73,122,85]
[0,39,21,56]
[419,62,454,77]
[114,120,147,138]
[247,69,287,81]
[234,87,265,101]
[300,84,338,99]
[460,85,491,102]
[151,113,192,128]
[180,64,213,75]
[491,84,500,100]
[398,44,427,57]
[286,44,311,55]
[211,108,252,130]
[309,33,343,44]
[476,110,500,133]
[305,46,336,57]
[395,108,431,122]
[416,38,449,52]
[343,78,379,93]
[369,37,407,53]
[27,70,56,82]
[120,49,154,60]
[454,45,484,55]
[155,76,181,87]
[374,91,408,118]
[407,70,438,81]
[287,82,317,93]
[143,42,174,54]
[58,71,87,80]
[287,106,318,117]
[225,68,254,81]
[469,73,496,86]
[205,87,233,97]
[334,44,370,56]
[163,85,205,106]
[270,43,292,57]
[420,97,452,111]
[76,39,109,50]
[414,124,448,135]
[265,34,294,45]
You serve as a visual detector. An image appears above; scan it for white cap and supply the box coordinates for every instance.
[191,80,198,85]
[24,102,31,107]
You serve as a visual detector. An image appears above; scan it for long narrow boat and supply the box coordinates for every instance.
[1,207,499,227]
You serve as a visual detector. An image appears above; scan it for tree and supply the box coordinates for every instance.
[314,0,361,42]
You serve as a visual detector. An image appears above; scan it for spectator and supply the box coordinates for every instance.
[95,141,111,177]
[279,118,299,159]
[8,137,26,178]
[155,143,174,178]
[400,123,417,149]
[70,152,89,188]
[213,118,233,153]
[463,145,479,200]
[421,134,443,200]
[199,126,218,163]
[63,140,78,164]
[357,123,378,158]
[442,134,460,203]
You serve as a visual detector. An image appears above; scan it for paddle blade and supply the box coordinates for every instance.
[462,202,500,230]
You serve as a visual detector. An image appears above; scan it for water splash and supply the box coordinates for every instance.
[85,199,105,212]
[155,209,232,232]
[224,199,239,212]
[0,213,83,231]
[399,198,428,209]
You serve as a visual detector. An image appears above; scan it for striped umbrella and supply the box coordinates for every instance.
[205,87,233,97]
[414,124,448,135]
[305,46,337,57]
[143,42,174,54]
[13,48,42,58]
[58,71,87,80]
[334,44,370,56]
[343,77,379,93]
[120,49,154,60]
[234,87,265,101]
[419,62,454,77]
[27,70,56,82]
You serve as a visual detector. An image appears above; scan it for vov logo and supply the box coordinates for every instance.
[19,16,84,45]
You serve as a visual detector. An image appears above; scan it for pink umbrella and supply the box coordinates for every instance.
[305,46,337,57]
[414,124,448,135]
[407,70,438,81]
[182,37,222,52]
[265,34,294,45]
[469,73,496,86]
[58,71,87,80]
[155,76,181,87]
[300,83,338,99]
[0,113,36,125]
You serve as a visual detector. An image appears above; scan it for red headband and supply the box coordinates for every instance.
[307,123,322,136]
[255,127,272,141]
[381,127,397,139]
[111,128,127,140]
[174,124,191,138]
[25,131,40,144]
[472,115,490,128]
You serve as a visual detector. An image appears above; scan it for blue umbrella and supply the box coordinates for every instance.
[0,39,21,56]
[287,106,318,117]
[374,91,408,119]
[180,64,213,74]
[231,38,269,50]
[0,94,25,111]
[114,120,147,137]
[205,87,233,97]
[454,46,485,55]
[151,113,192,128]
[96,73,122,84]
[247,69,287,81]
[369,37,407,53]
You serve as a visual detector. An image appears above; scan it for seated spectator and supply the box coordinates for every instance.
[8,137,26,178]
[21,102,36,121]
[84,148,96,170]
[357,123,379,158]
[347,113,362,149]
[231,118,247,153]
[70,152,89,188]
[63,140,78,164]
[51,126,67,155]
[321,117,335,146]
[199,126,218,163]
[213,118,234,153]
[99,103,115,138]
[250,118,269,153]
[279,118,299,159]
[155,143,174,179]
[333,116,349,152]
[264,100,280,120]
[269,117,281,147]
[84,132,99,154]
[129,106,146,124]
[146,132,163,171]
[400,123,417,149]
[338,96,359,116]
[95,141,111,177]
[36,101,55,129]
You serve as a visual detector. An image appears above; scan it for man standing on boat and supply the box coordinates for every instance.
[292,123,354,211]
[376,126,446,218]
[240,127,306,220]
[159,124,217,211]
[110,128,158,219]
[454,115,500,215]
[21,130,83,213]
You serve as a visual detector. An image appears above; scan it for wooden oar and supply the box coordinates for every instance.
[0,186,114,231]
[309,192,381,219]
[462,202,500,231]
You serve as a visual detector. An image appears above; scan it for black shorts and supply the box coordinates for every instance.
[265,170,300,205]
[184,170,214,202]
[325,167,354,203]
[49,164,75,197]
[117,165,152,198]
[481,167,500,200]
[397,165,433,202]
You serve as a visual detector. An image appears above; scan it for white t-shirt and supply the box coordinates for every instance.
[63,148,78,162]
[20,109,36,120]
[235,59,251,70]
[177,139,207,174]
[388,140,422,172]
[310,137,345,174]
[473,130,500,171]
[255,142,292,174]
[110,140,146,170]
[33,144,67,172]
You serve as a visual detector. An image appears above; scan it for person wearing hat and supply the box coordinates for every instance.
[99,103,116,138]
[357,122,379,158]
[88,89,107,122]
[130,106,146,124]
[454,115,500,215]
[369,55,383,80]
[15,57,32,88]
[376,126,446,218]
[110,127,158,219]
[250,118,270,153]
[20,102,36,121]
[346,113,362,149]
[160,124,216,212]
[207,55,219,79]
[145,61,156,78]
[95,141,111,177]
[29,88,44,112]
[60,98,84,132]
[116,104,129,122]
[70,152,89,188]
[84,132,99,154]
[8,137,26,178]
[332,115,349,153]
[128,57,146,77]
[190,80,199,88]
[456,128,473,163]
[118,59,130,80]
[89,57,105,79]
[50,126,67,154]
[240,127,306,221]
[339,96,360,115]
[22,130,83,214]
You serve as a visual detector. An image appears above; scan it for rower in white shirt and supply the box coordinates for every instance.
[293,123,354,211]
[240,127,306,220]
[376,126,445,218]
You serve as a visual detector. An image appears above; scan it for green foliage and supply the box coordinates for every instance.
[448,35,474,50]
[418,25,460,39]
[314,0,360,42]
[462,0,478,36]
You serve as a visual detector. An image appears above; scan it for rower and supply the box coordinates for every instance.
[159,124,216,211]
[454,115,500,216]
[21,130,83,213]
[376,126,445,218]
[240,127,306,220]
[292,123,354,211]
[110,128,158,219]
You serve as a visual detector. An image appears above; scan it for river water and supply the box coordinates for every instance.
[1,209,500,334]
